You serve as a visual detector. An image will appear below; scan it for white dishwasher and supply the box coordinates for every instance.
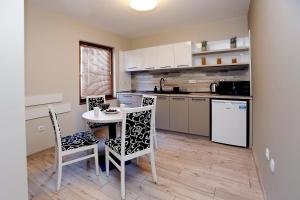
[211,99,248,147]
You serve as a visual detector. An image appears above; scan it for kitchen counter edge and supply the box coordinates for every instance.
[116,91,253,100]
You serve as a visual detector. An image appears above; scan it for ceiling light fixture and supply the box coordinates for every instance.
[130,0,158,11]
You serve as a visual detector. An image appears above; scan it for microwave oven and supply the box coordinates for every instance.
[217,81,250,96]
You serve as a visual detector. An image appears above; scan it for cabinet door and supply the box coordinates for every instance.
[142,47,156,70]
[188,98,210,136]
[117,94,141,108]
[156,96,170,130]
[156,44,174,69]
[124,49,143,71]
[170,97,188,133]
[173,41,192,68]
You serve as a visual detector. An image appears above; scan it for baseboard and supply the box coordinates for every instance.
[252,151,268,200]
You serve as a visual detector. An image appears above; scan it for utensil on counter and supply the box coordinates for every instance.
[173,87,180,93]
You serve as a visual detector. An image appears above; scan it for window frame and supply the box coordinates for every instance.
[79,41,114,105]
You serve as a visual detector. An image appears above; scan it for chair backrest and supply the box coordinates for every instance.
[86,95,106,111]
[120,105,155,156]
[48,105,62,151]
[141,95,157,107]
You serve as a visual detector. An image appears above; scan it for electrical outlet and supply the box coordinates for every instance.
[38,125,46,133]
[270,158,275,174]
[265,148,270,160]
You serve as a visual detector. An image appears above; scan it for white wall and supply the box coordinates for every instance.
[130,16,248,49]
[0,0,28,199]
[249,0,300,199]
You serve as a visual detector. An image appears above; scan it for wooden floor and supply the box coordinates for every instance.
[27,131,264,200]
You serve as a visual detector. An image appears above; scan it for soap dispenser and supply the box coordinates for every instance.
[154,86,158,93]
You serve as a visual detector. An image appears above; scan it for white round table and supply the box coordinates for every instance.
[82,108,122,139]
[82,108,126,171]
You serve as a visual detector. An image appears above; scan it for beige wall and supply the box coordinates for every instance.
[25,2,130,155]
[0,0,28,199]
[130,16,248,49]
[249,0,300,199]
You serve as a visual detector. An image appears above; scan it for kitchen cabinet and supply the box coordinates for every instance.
[170,97,189,133]
[156,96,170,130]
[188,97,210,136]
[173,41,192,68]
[142,47,157,70]
[156,44,174,69]
[117,94,141,107]
[124,49,143,71]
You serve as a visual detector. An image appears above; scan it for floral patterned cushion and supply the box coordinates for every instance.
[142,97,155,106]
[87,122,104,129]
[88,97,105,111]
[61,131,98,151]
[105,110,152,155]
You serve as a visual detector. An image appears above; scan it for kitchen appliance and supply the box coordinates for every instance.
[173,87,180,93]
[210,82,218,93]
[211,99,248,147]
[217,81,250,96]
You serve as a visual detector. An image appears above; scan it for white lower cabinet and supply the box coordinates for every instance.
[117,94,141,107]
[156,96,170,130]
[170,97,189,133]
[117,93,210,136]
[188,98,210,136]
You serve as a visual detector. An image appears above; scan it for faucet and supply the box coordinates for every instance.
[159,77,165,92]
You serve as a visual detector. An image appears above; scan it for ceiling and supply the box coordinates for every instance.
[29,0,250,39]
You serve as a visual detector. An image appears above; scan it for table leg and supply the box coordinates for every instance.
[108,123,117,139]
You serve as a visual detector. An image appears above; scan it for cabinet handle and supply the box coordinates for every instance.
[176,64,189,68]
[159,66,172,69]
[127,67,137,69]
[158,96,167,99]
[191,98,207,101]
[172,97,185,100]
[145,67,155,69]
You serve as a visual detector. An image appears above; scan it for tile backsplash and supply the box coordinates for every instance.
[131,68,250,92]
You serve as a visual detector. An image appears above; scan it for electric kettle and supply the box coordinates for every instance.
[210,82,218,93]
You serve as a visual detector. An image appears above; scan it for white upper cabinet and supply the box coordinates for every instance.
[156,44,175,69]
[123,41,193,72]
[124,49,143,71]
[142,47,156,70]
[173,41,192,68]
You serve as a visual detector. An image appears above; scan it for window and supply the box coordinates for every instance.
[79,41,113,104]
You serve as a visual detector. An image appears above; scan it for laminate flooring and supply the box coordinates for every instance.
[27,130,264,200]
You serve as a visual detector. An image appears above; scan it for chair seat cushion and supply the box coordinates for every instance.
[61,131,98,151]
[87,122,104,129]
[105,136,149,155]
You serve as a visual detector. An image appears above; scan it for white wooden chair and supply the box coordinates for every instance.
[141,95,158,149]
[48,105,99,191]
[104,106,158,200]
[86,95,106,131]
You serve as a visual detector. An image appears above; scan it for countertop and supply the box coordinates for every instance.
[117,91,253,100]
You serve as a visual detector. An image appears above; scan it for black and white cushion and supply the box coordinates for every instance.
[88,97,105,111]
[105,110,151,155]
[61,131,98,151]
[142,97,155,106]
[87,122,103,129]
[87,96,105,129]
